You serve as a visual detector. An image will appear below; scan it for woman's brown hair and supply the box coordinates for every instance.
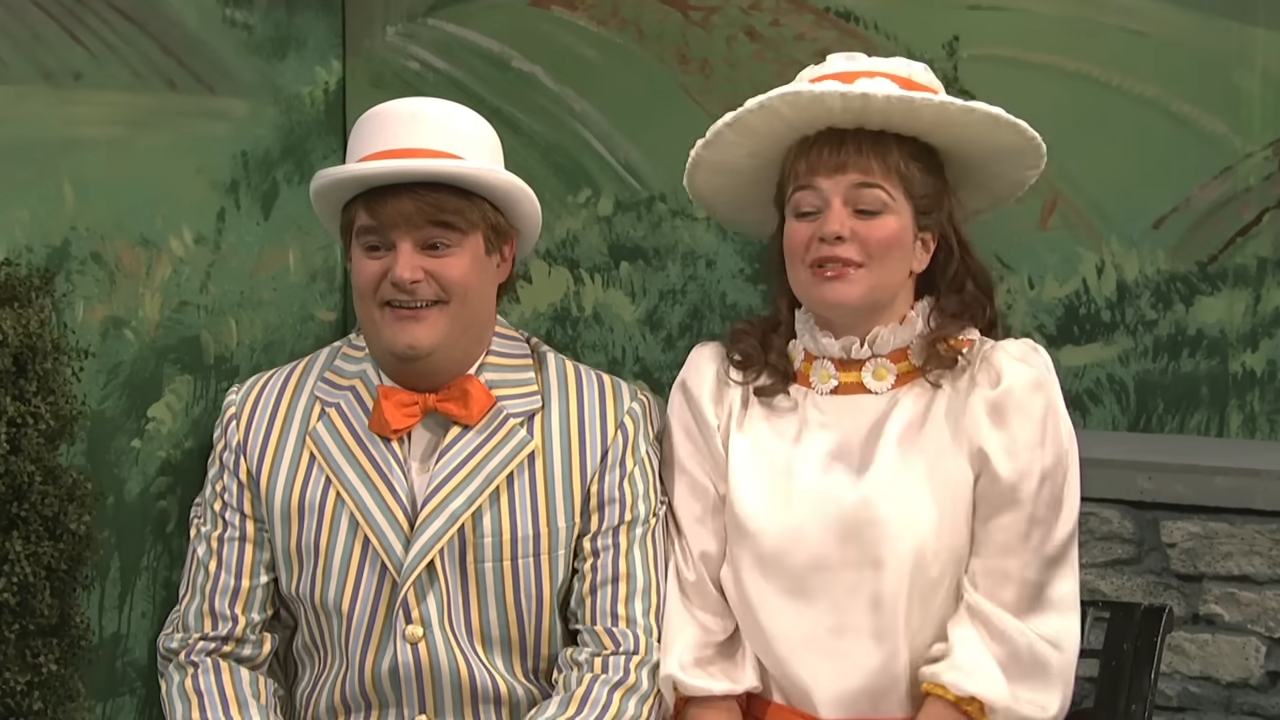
[725,128,1000,398]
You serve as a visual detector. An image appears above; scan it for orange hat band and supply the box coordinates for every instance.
[357,148,464,162]
[808,70,938,95]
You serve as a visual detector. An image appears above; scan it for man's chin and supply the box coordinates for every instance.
[386,342,441,362]
[364,332,443,362]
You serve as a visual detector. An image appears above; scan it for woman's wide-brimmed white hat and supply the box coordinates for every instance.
[684,52,1046,238]
[310,97,542,257]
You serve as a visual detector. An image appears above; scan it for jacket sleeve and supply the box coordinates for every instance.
[157,383,284,719]
[918,339,1082,720]
[524,390,667,719]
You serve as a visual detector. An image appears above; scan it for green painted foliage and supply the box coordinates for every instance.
[504,194,1280,439]
[48,59,346,719]
[994,238,1280,439]
[506,190,769,395]
[2,7,347,716]
[0,258,97,720]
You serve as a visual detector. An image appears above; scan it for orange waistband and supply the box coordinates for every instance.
[674,693,910,720]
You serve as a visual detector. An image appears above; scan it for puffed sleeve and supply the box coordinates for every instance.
[659,342,762,706]
[918,338,1081,720]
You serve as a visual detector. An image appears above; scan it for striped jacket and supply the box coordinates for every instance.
[157,319,667,719]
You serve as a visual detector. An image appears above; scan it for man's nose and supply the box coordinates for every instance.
[388,247,426,285]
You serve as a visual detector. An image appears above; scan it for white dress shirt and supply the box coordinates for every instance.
[379,356,483,511]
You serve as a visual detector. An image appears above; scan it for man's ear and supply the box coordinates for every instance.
[495,236,517,282]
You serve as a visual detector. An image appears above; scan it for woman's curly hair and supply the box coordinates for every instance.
[725,128,1001,398]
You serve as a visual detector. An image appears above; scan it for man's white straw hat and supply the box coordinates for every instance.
[310,97,543,257]
[684,52,1047,238]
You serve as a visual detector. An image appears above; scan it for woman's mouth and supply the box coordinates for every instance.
[809,256,861,278]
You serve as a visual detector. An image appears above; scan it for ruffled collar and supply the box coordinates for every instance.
[794,297,933,360]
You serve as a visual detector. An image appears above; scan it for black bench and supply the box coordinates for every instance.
[1067,600,1174,720]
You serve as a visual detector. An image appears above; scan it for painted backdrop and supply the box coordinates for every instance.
[1,0,1277,717]
[0,0,345,717]
[349,0,1280,441]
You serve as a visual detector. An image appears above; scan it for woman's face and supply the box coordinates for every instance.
[781,170,936,338]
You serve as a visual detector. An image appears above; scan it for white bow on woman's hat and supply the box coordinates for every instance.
[310,97,543,257]
[684,52,1047,238]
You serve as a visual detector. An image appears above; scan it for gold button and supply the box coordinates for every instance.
[403,624,425,644]
[414,714,430,720]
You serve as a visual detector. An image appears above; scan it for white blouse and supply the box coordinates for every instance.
[659,300,1082,720]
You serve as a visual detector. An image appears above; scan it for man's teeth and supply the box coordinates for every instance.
[388,300,439,308]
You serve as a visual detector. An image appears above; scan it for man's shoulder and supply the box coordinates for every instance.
[519,330,662,419]
[225,334,353,413]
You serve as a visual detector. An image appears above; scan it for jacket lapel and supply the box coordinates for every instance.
[397,319,541,600]
[306,337,413,581]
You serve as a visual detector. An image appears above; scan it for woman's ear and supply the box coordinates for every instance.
[913,231,938,274]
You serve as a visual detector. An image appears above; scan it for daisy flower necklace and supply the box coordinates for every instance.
[789,298,977,396]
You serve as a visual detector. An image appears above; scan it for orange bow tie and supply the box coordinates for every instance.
[368,374,496,440]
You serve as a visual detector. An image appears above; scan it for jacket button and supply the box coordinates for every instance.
[403,623,425,644]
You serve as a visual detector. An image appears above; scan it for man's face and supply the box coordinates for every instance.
[348,206,514,368]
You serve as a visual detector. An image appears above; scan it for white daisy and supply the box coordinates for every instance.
[861,357,898,394]
[787,339,805,371]
[808,357,839,395]
[907,337,930,369]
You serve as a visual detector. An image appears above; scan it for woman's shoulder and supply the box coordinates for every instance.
[674,338,751,396]
[665,342,747,444]
[673,340,733,387]
[960,335,1066,402]
[683,339,730,368]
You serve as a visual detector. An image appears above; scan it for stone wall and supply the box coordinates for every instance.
[1077,500,1280,719]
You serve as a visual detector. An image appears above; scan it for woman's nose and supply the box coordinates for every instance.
[817,208,854,244]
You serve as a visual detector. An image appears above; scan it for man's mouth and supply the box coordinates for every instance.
[385,299,444,309]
